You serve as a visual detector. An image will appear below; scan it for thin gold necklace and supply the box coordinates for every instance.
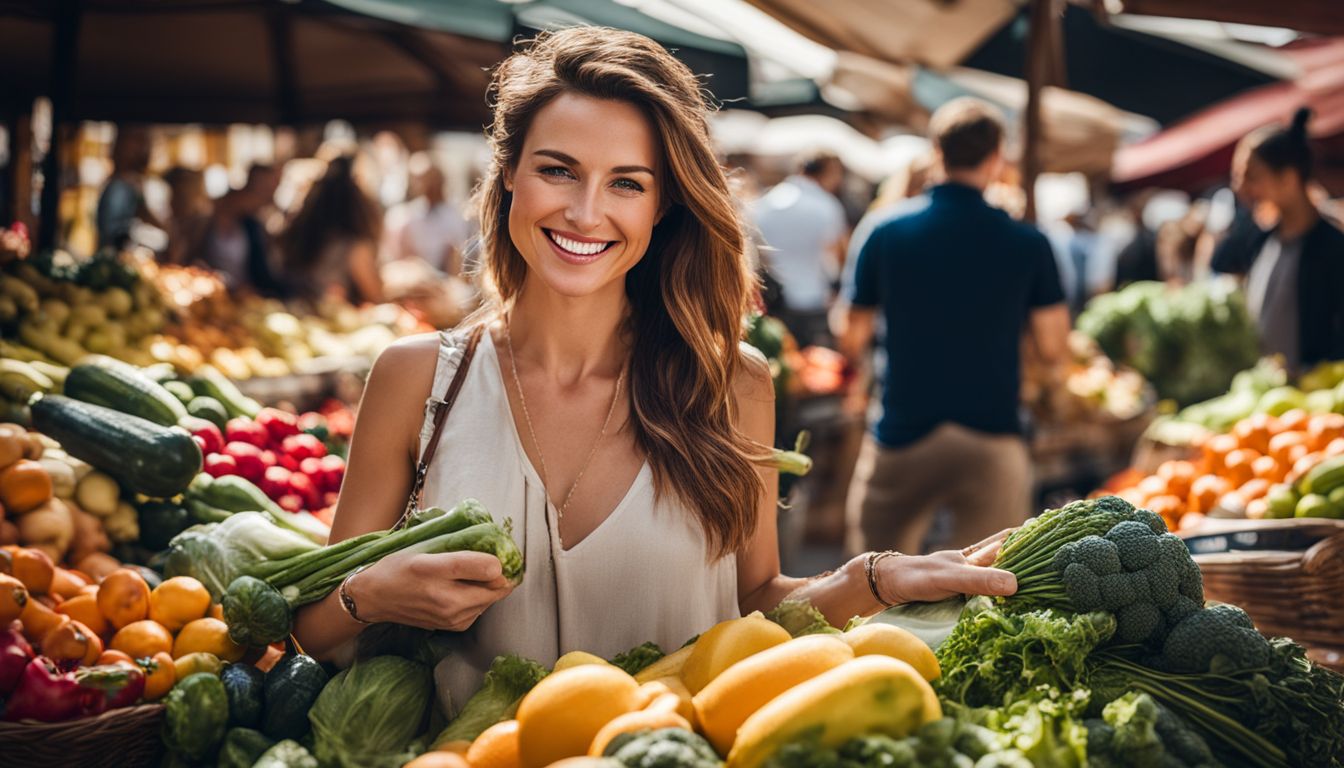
[504,322,626,529]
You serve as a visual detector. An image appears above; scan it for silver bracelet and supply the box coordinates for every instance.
[339,564,373,625]
[865,550,902,608]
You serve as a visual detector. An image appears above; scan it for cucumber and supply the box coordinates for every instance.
[64,355,188,426]
[190,365,261,420]
[1301,455,1344,496]
[187,396,230,430]
[30,394,202,498]
[164,380,196,405]
[188,474,283,516]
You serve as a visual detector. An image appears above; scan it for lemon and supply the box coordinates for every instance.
[842,622,941,681]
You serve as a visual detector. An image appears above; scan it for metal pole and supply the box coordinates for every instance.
[38,0,82,251]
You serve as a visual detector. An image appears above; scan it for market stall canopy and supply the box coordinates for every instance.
[962,4,1287,125]
[1112,37,1344,195]
[0,0,751,127]
[1114,0,1344,37]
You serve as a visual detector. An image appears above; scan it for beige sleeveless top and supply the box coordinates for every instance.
[417,327,740,714]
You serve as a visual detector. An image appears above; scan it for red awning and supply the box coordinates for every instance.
[1112,38,1344,195]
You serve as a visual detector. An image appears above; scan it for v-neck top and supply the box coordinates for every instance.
[418,327,740,714]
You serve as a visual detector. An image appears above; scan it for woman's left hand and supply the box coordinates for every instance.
[875,530,1018,605]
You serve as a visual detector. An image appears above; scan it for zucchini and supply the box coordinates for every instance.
[187,396,230,430]
[190,365,262,420]
[1301,455,1344,496]
[64,355,188,426]
[29,394,202,498]
[188,474,283,517]
[163,380,196,405]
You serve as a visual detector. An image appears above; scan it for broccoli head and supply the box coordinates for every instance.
[1071,537,1123,576]
[1104,521,1162,571]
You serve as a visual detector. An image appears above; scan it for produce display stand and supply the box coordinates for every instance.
[1182,517,1344,671]
[232,355,371,413]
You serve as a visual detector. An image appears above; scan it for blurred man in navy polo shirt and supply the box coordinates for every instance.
[839,98,1069,556]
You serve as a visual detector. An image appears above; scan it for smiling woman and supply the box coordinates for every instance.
[291,26,1019,713]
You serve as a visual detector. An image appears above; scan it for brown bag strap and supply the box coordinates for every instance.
[397,324,485,528]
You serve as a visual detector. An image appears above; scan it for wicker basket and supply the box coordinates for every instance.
[0,703,165,767]
[1183,518,1344,669]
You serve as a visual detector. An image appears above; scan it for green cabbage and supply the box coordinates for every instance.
[309,655,433,768]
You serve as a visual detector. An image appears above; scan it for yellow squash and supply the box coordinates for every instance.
[693,634,855,756]
[552,650,610,672]
[634,643,695,683]
[842,623,941,681]
[516,664,640,768]
[725,656,942,768]
[680,613,792,694]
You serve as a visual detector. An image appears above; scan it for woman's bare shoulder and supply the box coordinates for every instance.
[734,341,775,405]
[365,332,441,402]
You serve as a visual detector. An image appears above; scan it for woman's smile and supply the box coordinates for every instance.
[543,227,617,264]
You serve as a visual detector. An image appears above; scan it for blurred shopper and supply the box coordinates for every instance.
[840,98,1069,556]
[1217,108,1344,372]
[279,154,384,304]
[752,149,848,345]
[162,166,211,266]
[202,164,286,296]
[383,152,472,275]
[97,126,163,250]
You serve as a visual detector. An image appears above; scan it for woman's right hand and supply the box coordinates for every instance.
[346,549,515,632]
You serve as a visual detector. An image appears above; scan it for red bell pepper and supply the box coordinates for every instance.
[186,420,225,456]
[281,433,327,462]
[203,453,238,478]
[1,623,34,695]
[255,407,300,445]
[225,417,269,448]
[223,441,265,483]
[2,657,147,722]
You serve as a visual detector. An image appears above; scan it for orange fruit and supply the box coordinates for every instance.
[149,577,212,632]
[1187,475,1229,514]
[1307,413,1344,451]
[1279,408,1310,432]
[208,603,224,621]
[1328,437,1344,457]
[1155,461,1196,499]
[172,617,244,662]
[140,651,177,701]
[56,592,109,636]
[1238,478,1270,501]
[467,719,522,768]
[404,753,471,768]
[98,649,135,666]
[1269,431,1308,464]
[97,568,150,630]
[110,619,174,659]
[1223,448,1259,486]
[1252,455,1283,482]
[1201,434,1239,474]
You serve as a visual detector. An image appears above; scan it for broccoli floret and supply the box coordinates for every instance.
[609,728,719,768]
[1134,507,1169,535]
[1103,692,1165,763]
[1163,596,1201,625]
[1114,602,1163,644]
[609,642,665,676]
[839,734,917,766]
[1052,540,1081,574]
[1177,560,1204,602]
[1063,563,1103,616]
[1105,521,1162,571]
[1160,606,1271,673]
[1071,536,1123,576]
[766,599,841,638]
[1156,533,1188,563]
[1092,495,1137,519]
[1098,573,1139,611]
[1143,558,1181,609]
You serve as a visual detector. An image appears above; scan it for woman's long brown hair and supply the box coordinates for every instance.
[476,27,766,558]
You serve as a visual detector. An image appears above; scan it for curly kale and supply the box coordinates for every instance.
[609,642,665,676]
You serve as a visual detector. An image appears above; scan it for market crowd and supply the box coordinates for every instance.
[97,127,476,318]
[96,98,1344,560]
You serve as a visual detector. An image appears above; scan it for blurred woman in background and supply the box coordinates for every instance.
[1216,108,1344,372]
[278,154,384,304]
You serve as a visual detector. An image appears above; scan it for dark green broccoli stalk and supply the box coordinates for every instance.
[609,642,665,676]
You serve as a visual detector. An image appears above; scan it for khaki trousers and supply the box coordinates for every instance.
[845,423,1032,556]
